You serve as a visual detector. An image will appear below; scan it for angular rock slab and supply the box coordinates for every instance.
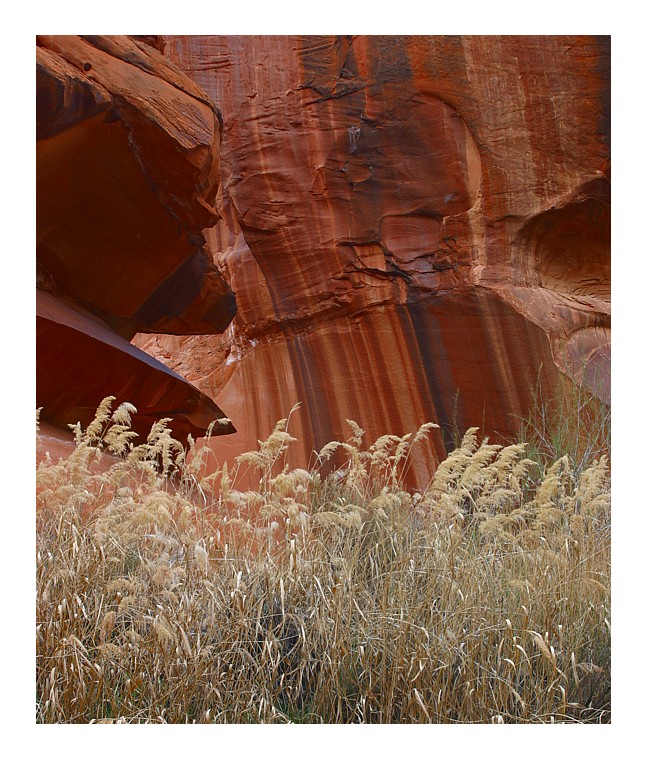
[37,290,235,443]
[36,35,235,337]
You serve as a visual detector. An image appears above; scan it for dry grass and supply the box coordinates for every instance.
[517,373,611,478]
[36,398,610,723]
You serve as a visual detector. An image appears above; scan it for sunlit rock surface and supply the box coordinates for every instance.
[128,35,610,482]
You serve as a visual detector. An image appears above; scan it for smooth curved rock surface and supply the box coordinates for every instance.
[130,35,610,483]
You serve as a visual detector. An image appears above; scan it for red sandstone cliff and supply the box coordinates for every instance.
[36,35,236,443]
[129,35,610,482]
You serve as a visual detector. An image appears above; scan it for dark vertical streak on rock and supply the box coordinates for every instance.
[594,35,611,163]
[402,299,456,452]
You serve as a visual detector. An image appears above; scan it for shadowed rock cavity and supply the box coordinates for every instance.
[521,193,610,300]
[514,178,610,402]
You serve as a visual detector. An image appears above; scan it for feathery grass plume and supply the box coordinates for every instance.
[237,409,300,485]
[262,426,298,458]
[573,456,610,517]
[458,426,480,454]
[346,420,365,447]
[68,420,84,446]
[317,420,438,500]
[317,439,343,462]
[111,402,137,427]
[143,418,184,478]
[459,440,501,492]
[428,428,477,497]
[368,434,402,469]
[476,488,522,516]
[82,396,117,445]
[153,615,177,647]
[179,434,216,495]
[104,422,139,457]
[318,421,367,477]
[413,421,440,443]
[535,455,571,509]
[390,432,412,470]
[492,443,527,480]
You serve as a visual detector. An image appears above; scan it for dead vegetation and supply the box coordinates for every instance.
[36,397,610,723]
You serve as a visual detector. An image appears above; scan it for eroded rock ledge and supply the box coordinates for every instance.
[36,35,236,442]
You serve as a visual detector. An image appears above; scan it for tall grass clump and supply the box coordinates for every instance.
[36,396,610,723]
[517,372,610,477]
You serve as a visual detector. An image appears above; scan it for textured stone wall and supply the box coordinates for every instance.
[132,35,610,481]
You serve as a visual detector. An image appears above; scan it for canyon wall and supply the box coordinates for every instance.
[127,35,610,482]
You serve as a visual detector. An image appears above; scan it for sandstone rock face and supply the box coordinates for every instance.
[132,35,610,482]
[36,35,236,442]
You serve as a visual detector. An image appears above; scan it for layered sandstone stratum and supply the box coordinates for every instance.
[135,36,610,483]
[37,36,610,485]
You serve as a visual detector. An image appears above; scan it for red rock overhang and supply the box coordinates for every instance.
[37,289,235,443]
